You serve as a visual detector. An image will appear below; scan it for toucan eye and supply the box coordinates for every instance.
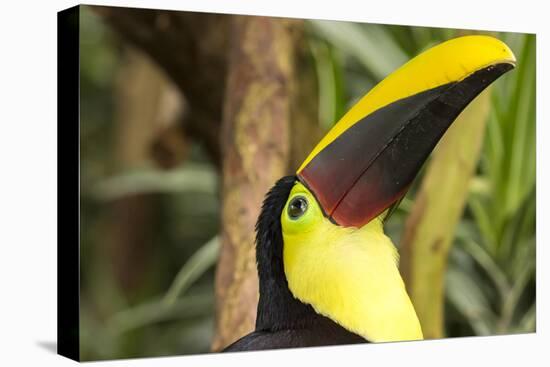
[288,196,308,219]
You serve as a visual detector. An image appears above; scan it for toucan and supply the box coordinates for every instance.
[224,35,516,352]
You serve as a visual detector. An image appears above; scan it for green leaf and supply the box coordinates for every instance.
[518,303,536,332]
[90,163,218,200]
[483,112,504,183]
[468,195,497,255]
[509,236,535,281]
[505,35,536,216]
[310,40,345,129]
[446,267,496,335]
[498,257,535,332]
[163,236,220,305]
[308,20,408,79]
[498,191,535,265]
[459,239,509,300]
[108,288,214,335]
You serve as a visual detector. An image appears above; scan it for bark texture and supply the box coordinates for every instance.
[212,16,302,351]
[400,89,492,338]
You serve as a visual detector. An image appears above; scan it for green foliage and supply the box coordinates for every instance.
[309,39,346,129]
[79,9,221,360]
[451,34,536,335]
[309,20,408,79]
[90,163,218,201]
[164,236,220,306]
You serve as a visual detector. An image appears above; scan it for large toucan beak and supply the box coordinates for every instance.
[297,35,515,228]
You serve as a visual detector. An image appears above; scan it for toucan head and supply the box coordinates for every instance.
[256,35,515,343]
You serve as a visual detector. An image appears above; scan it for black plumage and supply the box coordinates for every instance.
[224,176,366,352]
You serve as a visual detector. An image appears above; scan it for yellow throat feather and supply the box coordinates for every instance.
[281,182,423,342]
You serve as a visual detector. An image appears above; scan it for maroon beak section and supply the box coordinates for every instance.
[298,63,513,228]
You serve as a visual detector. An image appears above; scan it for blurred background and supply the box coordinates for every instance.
[78,5,536,360]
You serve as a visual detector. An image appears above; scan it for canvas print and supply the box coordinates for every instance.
[58,4,536,361]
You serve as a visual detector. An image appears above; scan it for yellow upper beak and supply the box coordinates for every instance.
[296,35,515,228]
[299,35,516,172]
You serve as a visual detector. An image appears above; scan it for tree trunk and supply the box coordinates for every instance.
[212,16,302,351]
[400,89,492,339]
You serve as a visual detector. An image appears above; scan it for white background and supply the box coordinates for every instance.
[0,0,547,365]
